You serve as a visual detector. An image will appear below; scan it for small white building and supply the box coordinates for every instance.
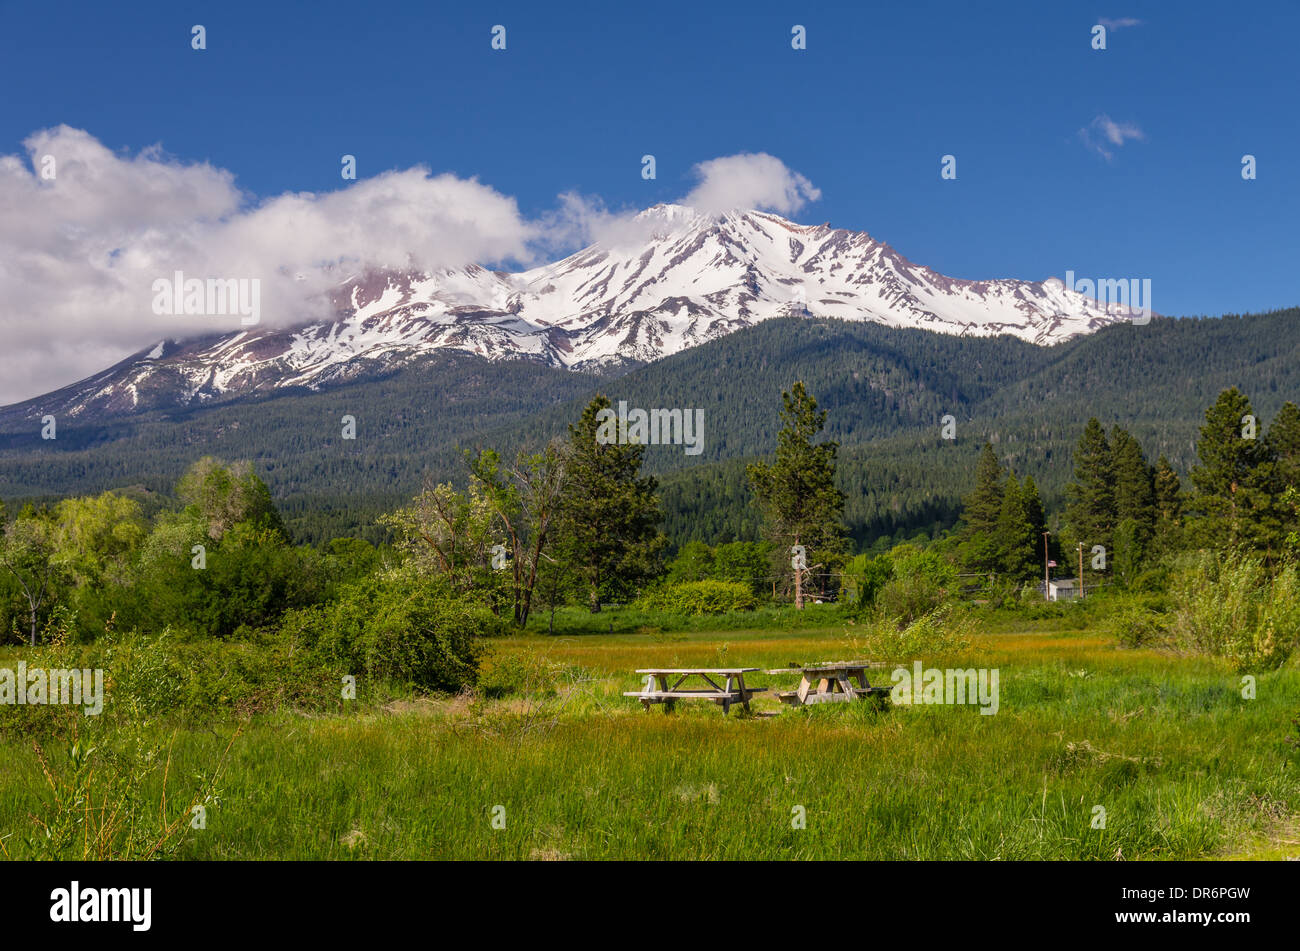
[1047,579,1079,602]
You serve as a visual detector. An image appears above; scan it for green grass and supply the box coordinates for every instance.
[2,614,1299,860]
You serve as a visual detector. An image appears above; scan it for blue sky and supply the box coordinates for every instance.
[2,0,1297,323]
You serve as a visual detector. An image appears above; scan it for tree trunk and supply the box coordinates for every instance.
[518,587,532,628]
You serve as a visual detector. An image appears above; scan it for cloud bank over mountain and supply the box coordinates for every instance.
[0,128,824,404]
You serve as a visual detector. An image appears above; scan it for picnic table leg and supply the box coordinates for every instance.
[721,675,733,715]
[796,675,811,705]
[737,673,752,712]
[837,673,857,699]
[658,674,676,713]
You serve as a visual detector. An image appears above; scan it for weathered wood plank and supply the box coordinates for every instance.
[625,691,727,699]
[635,668,760,675]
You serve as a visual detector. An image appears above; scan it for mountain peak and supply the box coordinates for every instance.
[636,202,702,224]
[3,209,1129,419]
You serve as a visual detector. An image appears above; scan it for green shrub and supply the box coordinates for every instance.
[875,573,946,624]
[479,652,567,699]
[1168,552,1300,671]
[664,541,715,583]
[711,541,773,595]
[851,604,976,661]
[890,544,956,586]
[635,580,757,616]
[841,552,894,608]
[1105,604,1169,649]
[866,544,957,622]
[1013,586,1067,618]
[278,569,498,691]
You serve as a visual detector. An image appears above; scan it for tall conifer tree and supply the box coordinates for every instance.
[556,396,665,612]
[960,442,1004,573]
[995,472,1038,581]
[746,382,845,608]
[1111,426,1156,538]
[1187,388,1274,552]
[1152,455,1183,553]
[1065,418,1116,556]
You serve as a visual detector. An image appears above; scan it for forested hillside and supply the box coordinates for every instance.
[2,308,1298,548]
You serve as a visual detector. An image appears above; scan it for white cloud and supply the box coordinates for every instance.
[0,131,820,405]
[544,152,823,251]
[1078,114,1145,161]
[682,152,821,216]
[0,126,537,404]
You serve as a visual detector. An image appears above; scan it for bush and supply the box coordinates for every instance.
[278,569,499,691]
[0,628,352,738]
[875,573,946,624]
[635,580,757,616]
[1016,597,1066,620]
[1106,604,1169,649]
[711,541,773,595]
[665,541,715,584]
[113,520,328,640]
[479,652,568,699]
[1168,552,1300,671]
[890,544,956,586]
[851,604,976,661]
[841,552,894,608]
[866,544,957,622]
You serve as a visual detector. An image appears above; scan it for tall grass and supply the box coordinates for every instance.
[3,616,1298,860]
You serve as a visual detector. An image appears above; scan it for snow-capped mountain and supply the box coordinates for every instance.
[5,205,1131,419]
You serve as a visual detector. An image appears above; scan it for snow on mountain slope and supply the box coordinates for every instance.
[3,206,1130,420]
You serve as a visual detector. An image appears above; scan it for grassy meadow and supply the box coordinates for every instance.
[3,606,1298,861]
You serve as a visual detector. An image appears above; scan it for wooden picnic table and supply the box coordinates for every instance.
[624,668,767,715]
[765,661,891,707]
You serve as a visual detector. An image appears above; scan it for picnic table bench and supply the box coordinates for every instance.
[765,661,892,706]
[624,668,767,715]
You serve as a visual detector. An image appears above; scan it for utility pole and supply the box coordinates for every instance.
[1043,530,1051,601]
[793,540,804,611]
[1077,541,1085,601]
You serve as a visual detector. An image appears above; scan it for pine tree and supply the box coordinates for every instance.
[964,443,1004,534]
[1022,474,1049,580]
[1111,426,1155,536]
[1267,401,1300,489]
[960,442,1004,573]
[1108,426,1155,582]
[555,396,665,612]
[746,382,845,609]
[994,473,1038,582]
[1152,455,1183,553]
[1022,475,1046,537]
[1187,388,1275,552]
[1065,418,1116,557]
[1267,402,1300,551]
